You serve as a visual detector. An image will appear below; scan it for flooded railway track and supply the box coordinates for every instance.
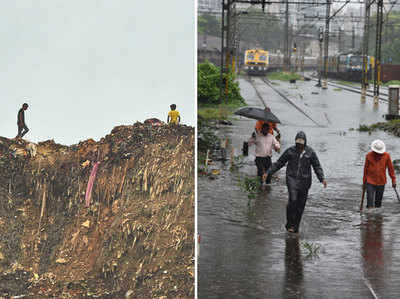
[246,75,324,127]
[308,75,389,103]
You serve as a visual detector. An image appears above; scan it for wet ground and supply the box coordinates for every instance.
[198,76,400,298]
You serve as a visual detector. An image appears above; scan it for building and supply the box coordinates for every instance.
[198,0,221,14]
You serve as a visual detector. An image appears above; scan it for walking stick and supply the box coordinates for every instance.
[394,187,400,203]
[360,185,366,212]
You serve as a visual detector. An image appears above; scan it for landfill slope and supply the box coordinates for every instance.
[0,123,194,298]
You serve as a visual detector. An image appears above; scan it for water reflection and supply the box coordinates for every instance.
[361,214,384,293]
[282,236,304,298]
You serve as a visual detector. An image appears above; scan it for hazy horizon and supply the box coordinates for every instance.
[0,1,195,145]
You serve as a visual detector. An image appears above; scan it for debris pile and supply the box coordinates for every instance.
[0,122,194,298]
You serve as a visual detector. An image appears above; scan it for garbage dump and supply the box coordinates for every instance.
[0,122,194,298]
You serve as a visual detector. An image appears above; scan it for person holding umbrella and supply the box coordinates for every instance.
[248,123,280,186]
[362,139,396,209]
[234,106,281,157]
[266,131,327,233]
[254,107,281,140]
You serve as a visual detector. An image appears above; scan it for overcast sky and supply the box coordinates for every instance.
[0,1,195,145]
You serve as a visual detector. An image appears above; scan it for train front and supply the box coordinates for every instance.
[244,49,268,76]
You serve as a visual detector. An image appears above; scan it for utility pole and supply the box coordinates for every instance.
[322,0,331,89]
[284,0,289,71]
[338,27,342,53]
[219,0,226,104]
[373,0,384,105]
[361,0,370,102]
[352,24,355,50]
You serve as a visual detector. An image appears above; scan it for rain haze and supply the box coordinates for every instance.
[0,1,195,145]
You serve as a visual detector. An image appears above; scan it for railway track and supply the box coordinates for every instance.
[308,75,389,103]
[245,75,324,127]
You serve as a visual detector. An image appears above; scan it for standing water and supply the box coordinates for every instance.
[198,77,400,298]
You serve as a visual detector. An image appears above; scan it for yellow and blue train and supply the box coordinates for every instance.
[243,49,269,75]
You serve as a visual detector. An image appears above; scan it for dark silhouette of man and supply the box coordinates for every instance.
[16,103,29,138]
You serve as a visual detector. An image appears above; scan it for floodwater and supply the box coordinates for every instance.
[198,77,400,298]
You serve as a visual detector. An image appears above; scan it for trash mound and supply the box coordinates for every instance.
[0,122,194,298]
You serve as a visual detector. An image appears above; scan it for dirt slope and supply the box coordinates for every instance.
[0,122,194,298]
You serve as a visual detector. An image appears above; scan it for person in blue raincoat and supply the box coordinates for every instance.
[266,131,327,233]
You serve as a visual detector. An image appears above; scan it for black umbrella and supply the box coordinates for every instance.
[234,107,281,123]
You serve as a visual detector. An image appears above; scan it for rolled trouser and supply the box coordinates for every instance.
[17,123,29,138]
[366,183,385,208]
[255,156,272,183]
[286,186,309,232]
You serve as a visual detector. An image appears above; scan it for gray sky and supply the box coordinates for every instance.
[0,1,195,145]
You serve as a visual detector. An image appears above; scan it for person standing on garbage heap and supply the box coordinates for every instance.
[255,107,280,140]
[266,131,327,233]
[167,104,180,125]
[16,103,29,139]
[363,139,396,209]
[248,123,280,185]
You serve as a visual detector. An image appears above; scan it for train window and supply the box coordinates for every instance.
[247,54,255,60]
[350,56,362,66]
[259,55,266,61]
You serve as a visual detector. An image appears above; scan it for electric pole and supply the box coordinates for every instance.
[219,0,226,103]
[322,0,331,89]
[373,0,384,105]
[361,0,370,102]
[284,0,289,71]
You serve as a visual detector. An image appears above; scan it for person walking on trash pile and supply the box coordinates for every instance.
[167,104,180,125]
[248,123,280,186]
[255,107,281,141]
[16,103,29,139]
[363,139,396,209]
[266,131,327,233]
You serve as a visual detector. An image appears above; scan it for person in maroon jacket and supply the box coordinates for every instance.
[16,103,29,139]
[363,139,396,208]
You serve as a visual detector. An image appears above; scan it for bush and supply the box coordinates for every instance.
[198,60,245,105]
[384,80,400,86]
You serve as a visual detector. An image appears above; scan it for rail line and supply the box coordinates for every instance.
[245,75,324,127]
[308,76,389,103]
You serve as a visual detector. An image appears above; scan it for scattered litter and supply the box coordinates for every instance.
[55,258,67,264]
[81,220,90,228]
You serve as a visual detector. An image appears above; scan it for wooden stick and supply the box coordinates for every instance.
[38,183,47,234]
[394,187,400,202]
[119,161,129,194]
[360,185,366,212]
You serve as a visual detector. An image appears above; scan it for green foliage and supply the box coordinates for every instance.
[337,80,357,87]
[198,13,221,37]
[367,12,400,64]
[238,176,260,199]
[198,60,245,106]
[358,120,400,136]
[267,72,303,82]
[301,241,320,258]
[230,155,245,172]
[384,80,400,86]
[358,124,373,132]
